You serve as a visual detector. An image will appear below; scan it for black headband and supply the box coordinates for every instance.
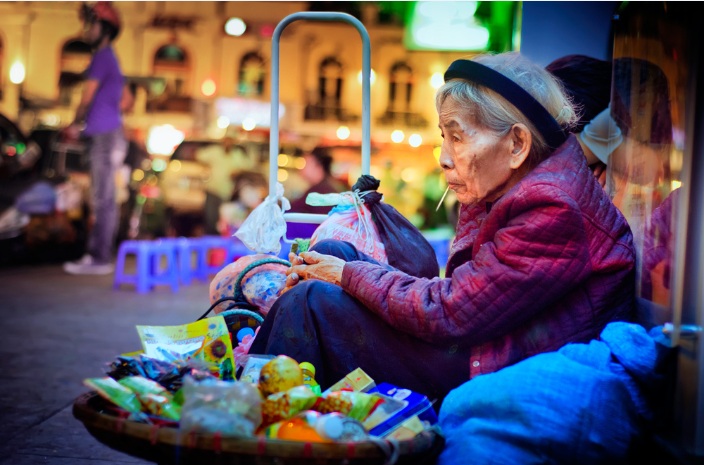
[444,59,568,150]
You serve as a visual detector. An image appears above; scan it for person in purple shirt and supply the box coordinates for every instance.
[64,2,132,275]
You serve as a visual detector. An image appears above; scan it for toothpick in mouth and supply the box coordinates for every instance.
[436,186,450,212]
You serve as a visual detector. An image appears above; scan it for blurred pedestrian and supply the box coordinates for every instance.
[218,170,268,236]
[195,137,251,235]
[288,146,348,215]
[63,1,130,275]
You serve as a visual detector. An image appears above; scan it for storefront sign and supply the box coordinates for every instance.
[150,15,196,30]
[215,97,285,128]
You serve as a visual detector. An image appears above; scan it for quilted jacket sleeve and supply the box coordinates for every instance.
[341,182,594,345]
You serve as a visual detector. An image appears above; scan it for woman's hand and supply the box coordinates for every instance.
[284,251,345,290]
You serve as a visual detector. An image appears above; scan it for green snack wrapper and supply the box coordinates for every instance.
[119,376,181,421]
[84,377,143,414]
[140,393,181,421]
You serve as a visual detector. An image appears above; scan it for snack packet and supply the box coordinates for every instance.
[260,384,320,427]
[118,376,181,421]
[84,377,143,416]
[315,390,385,422]
[136,316,235,380]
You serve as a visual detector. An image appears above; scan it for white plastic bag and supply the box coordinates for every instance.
[180,375,262,436]
[234,182,290,255]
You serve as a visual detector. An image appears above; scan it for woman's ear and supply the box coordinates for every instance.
[509,124,532,169]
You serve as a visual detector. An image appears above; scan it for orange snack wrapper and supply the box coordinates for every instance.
[260,385,320,427]
[314,390,385,422]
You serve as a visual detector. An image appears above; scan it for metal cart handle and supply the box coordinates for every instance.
[268,12,372,230]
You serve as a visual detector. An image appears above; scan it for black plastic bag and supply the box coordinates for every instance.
[353,175,440,279]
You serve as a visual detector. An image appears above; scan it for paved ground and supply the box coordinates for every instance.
[0,261,212,464]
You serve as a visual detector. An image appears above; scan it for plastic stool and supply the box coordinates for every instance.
[226,236,253,263]
[188,236,248,281]
[113,239,180,293]
[156,237,203,285]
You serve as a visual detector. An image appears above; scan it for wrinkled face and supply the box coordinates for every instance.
[437,97,514,205]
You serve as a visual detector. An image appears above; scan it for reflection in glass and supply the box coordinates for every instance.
[611,2,690,326]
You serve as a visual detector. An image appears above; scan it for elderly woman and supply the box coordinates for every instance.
[249,52,636,405]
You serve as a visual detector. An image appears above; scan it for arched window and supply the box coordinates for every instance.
[58,38,92,106]
[379,60,425,127]
[153,43,190,98]
[238,51,265,97]
[318,56,343,119]
[388,61,413,113]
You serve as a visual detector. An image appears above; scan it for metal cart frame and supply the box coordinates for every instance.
[268,12,372,243]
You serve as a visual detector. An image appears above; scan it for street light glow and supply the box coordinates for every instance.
[336,125,350,140]
[9,61,26,85]
[391,130,405,143]
[430,72,444,89]
[225,18,247,36]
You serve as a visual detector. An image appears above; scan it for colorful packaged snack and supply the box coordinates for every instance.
[238,353,274,384]
[83,377,143,416]
[260,385,320,427]
[136,316,235,380]
[118,376,181,421]
[323,367,376,394]
[315,390,385,422]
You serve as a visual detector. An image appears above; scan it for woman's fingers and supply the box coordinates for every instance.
[284,272,300,290]
[299,251,319,264]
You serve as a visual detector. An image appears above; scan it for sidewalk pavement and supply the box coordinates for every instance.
[0,262,213,464]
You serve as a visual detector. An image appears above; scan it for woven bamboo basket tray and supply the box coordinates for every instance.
[73,392,444,465]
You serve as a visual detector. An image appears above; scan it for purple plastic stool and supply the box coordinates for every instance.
[113,239,180,293]
[189,235,255,281]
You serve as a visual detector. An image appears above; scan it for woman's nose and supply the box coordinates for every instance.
[438,149,454,170]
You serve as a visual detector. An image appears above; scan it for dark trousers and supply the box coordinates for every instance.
[249,240,471,407]
[86,128,127,263]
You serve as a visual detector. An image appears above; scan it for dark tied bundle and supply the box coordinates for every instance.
[353,175,439,279]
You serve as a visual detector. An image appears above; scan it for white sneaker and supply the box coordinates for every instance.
[63,254,114,275]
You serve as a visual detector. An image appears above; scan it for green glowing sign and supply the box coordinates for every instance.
[403,1,518,52]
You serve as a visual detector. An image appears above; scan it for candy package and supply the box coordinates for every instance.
[260,384,320,427]
[315,390,385,422]
[118,376,182,421]
[136,316,235,380]
[83,377,145,419]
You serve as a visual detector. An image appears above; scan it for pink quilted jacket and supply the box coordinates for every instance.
[341,135,636,380]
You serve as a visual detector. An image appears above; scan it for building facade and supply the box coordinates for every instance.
[0,1,517,221]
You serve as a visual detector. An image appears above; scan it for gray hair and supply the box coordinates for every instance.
[436,52,578,165]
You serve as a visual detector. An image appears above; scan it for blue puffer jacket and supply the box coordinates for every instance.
[341,135,636,380]
[437,322,673,465]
